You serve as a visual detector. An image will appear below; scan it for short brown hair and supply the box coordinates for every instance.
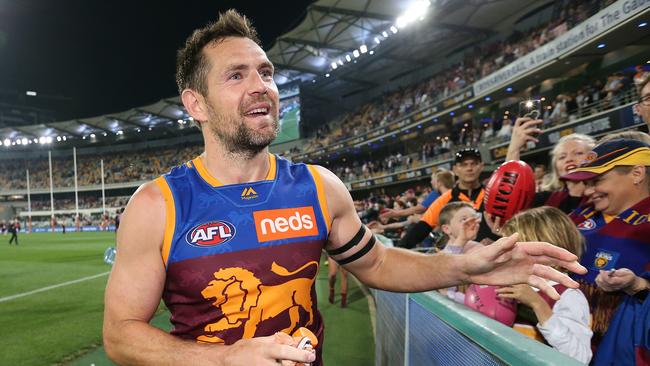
[438,201,474,227]
[434,168,455,190]
[501,206,584,258]
[175,9,261,96]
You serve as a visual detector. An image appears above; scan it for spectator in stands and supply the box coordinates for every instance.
[380,168,454,220]
[505,117,595,214]
[497,118,513,141]
[497,207,592,364]
[562,139,650,358]
[634,75,650,130]
[534,164,547,193]
[400,148,496,248]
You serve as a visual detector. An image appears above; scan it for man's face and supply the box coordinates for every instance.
[534,166,545,180]
[201,37,280,155]
[453,158,483,184]
[635,82,650,128]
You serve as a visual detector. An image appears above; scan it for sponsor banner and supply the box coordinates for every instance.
[489,105,637,160]
[473,0,650,95]
[253,206,318,242]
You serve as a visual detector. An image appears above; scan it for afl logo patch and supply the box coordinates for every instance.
[186,221,236,247]
[577,219,596,231]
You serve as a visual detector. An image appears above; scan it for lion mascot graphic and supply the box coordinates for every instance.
[197,260,318,343]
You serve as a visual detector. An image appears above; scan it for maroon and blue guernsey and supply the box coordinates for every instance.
[154,154,330,362]
[571,196,650,339]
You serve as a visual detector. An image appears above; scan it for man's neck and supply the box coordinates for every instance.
[458,181,480,191]
[201,140,271,185]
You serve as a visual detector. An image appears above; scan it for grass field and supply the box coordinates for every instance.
[0,232,374,366]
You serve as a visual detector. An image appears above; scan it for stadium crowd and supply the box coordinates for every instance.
[296,0,617,154]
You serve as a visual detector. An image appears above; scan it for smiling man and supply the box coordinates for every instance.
[103,10,587,366]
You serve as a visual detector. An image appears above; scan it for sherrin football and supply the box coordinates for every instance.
[483,160,535,222]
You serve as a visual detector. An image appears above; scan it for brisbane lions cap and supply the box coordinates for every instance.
[561,139,650,181]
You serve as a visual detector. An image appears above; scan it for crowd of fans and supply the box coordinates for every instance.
[296,0,614,155]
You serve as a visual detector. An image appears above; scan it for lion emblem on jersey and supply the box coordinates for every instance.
[196,261,318,344]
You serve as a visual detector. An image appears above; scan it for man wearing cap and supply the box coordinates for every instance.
[400,148,496,248]
[562,138,650,365]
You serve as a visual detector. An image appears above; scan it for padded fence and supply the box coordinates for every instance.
[373,290,585,366]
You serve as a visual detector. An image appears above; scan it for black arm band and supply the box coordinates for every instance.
[336,235,376,265]
[327,225,366,256]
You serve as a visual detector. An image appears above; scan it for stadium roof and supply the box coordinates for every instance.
[269,0,554,100]
[0,0,555,148]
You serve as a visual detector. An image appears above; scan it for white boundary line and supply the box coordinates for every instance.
[0,271,111,303]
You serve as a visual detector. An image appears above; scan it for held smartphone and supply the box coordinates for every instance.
[518,99,542,120]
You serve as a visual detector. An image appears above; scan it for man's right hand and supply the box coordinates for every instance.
[219,334,316,366]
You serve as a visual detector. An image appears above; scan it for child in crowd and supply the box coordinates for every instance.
[436,202,482,302]
[496,207,592,364]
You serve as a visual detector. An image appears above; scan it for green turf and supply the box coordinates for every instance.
[274,108,300,145]
[0,232,116,366]
[0,233,373,365]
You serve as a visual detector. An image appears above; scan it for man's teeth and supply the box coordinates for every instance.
[246,108,268,115]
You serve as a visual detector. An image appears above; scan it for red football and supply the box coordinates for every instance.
[484,160,535,222]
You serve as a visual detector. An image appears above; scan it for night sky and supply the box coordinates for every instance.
[0,0,313,121]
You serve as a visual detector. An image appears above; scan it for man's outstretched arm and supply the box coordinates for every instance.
[102,182,314,366]
[315,166,587,299]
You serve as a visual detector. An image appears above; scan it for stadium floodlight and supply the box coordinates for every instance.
[325,73,330,78]
[639,22,647,28]
[26,90,37,96]
[33,138,37,143]
[374,37,381,44]
[353,50,360,58]
[39,137,46,144]
[56,136,61,141]
[345,54,352,62]
[177,119,183,124]
[46,136,53,143]
[4,138,10,146]
[21,138,28,145]
[396,0,430,28]
[390,26,398,34]
[16,139,22,145]
[360,45,368,54]
[597,43,605,49]
[62,136,67,141]
[0,141,2,146]
[331,62,338,69]
[382,31,388,38]
[116,130,123,135]
[369,50,375,55]
[90,133,96,138]
[188,116,194,121]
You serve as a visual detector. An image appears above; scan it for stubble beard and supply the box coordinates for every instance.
[206,103,279,160]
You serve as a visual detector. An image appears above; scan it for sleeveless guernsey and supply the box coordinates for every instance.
[154,154,330,349]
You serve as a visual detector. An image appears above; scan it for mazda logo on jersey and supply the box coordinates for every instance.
[186,221,236,247]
